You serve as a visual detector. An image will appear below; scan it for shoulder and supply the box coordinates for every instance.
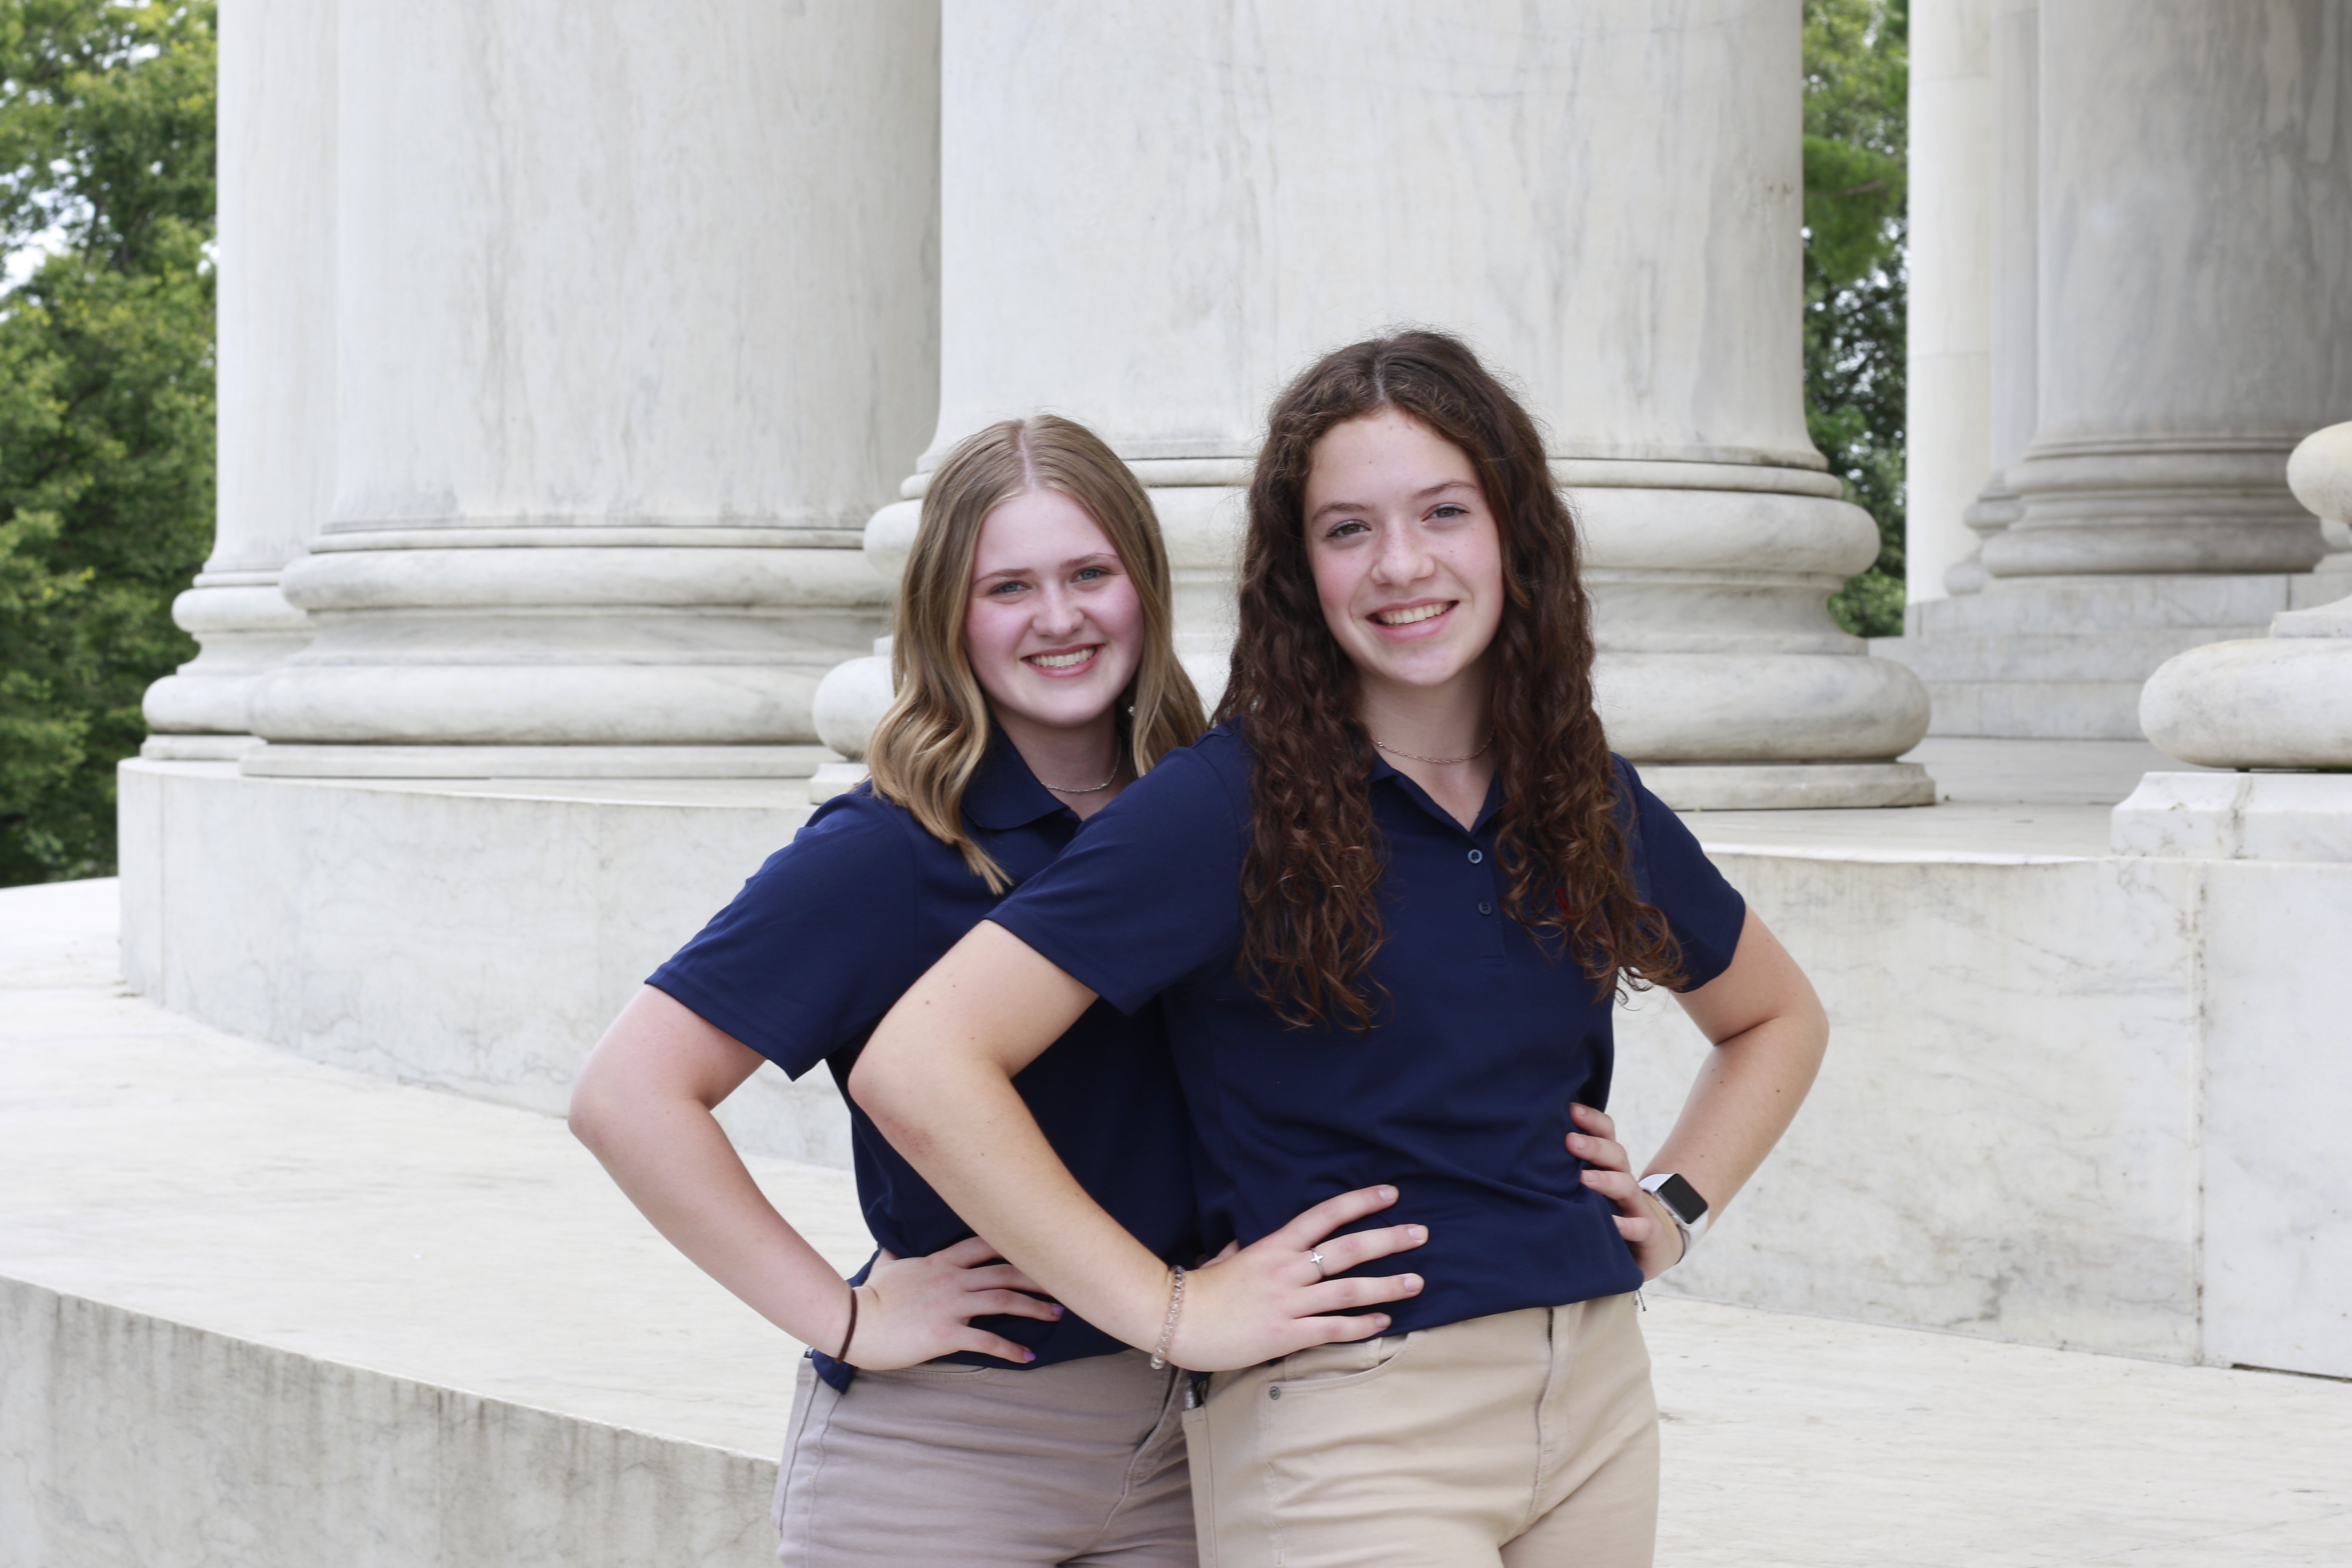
[1103,722,1252,833]
[1151,721,1253,796]
[741,783,923,904]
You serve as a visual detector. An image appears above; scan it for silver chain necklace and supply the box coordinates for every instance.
[1370,732,1493,766]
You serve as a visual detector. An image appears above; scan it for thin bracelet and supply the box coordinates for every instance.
[836,1283,861,1364]
[1149,1265,1186,1370]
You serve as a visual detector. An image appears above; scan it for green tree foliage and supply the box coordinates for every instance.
[0,1,214,885]
[1803,0,1908,638]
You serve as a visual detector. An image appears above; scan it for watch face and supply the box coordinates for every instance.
[1651,1173,1707,1227]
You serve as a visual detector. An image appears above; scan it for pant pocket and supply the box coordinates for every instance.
[1272,1330,1417,1395]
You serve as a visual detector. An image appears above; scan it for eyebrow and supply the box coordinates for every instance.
[972,551,1121,584]
[1308,479,1479,524]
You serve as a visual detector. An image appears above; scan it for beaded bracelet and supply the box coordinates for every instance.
[1149,1265,1186,1370]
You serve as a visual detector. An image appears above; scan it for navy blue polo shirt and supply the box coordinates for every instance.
[988,723,1746,1336]
[647,735,1200,1388]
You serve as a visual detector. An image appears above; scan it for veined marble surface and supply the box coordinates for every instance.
[5,881,2349,1568]
[117,760,850,1168]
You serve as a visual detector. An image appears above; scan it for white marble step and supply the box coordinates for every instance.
[3,879,2349,1567]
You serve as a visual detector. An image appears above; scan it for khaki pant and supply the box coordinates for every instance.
[773,1349,1195,1566]
[1181,1295,1657,1568]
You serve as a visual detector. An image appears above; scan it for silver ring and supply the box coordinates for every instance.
[1309,1250,1329,1278]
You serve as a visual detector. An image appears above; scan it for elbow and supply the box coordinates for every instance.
[567,1065,614,1155]
[845,1033,914,1142]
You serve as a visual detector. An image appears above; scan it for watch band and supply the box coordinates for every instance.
[1639,1172,1710,1256]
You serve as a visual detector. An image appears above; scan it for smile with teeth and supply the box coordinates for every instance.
[1373,601,1454,627]
[1025,646,1099,671]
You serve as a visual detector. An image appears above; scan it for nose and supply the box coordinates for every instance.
[1032,581,1087,639]
[1369,520,1433,587]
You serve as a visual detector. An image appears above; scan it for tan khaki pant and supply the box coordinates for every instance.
[773,1349,1195,1566]
[1181,1295,1657,1568]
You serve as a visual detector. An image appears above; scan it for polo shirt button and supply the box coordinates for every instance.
[1467,849,1483,864]
[1478,900,1493,916]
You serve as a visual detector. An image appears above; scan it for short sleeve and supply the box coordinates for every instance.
[646,795,920,1077]
[1616,759,1748,991]
[987,742,1247,1014]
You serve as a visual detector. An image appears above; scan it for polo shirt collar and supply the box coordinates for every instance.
[961,726,1078,832]
[1366,747,1503,838]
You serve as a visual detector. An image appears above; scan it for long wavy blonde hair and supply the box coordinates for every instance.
[866,416,1207,891]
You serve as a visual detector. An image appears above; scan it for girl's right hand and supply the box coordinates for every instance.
[1167,1185,1429,1372]
[836,1236,1065,1370]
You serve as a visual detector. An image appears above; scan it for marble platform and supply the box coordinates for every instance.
[1617,738,2350,1379]
[115,737,2352,1377]
[6,876,2350,1568]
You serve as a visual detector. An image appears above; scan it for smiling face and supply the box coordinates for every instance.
[963,486,1145,741]
[1302,408,1507,705]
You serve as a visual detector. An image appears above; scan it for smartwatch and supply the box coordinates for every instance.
[1638,1172,1710,1259]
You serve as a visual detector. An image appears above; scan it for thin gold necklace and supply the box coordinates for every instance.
[1370,733,1493,766]
[1041,765,1121,794]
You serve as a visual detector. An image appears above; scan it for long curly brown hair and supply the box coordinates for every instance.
[1217,330,1684,1030]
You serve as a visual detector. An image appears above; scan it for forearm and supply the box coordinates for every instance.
[1650,906,1829,1219]
[1642,1008,1824,1218]
[851,925,1174,1350]
[575,1085,856,1351]
[570,992,859,1354]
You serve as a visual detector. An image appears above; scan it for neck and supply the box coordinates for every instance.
[1355,665,1491,761]
[993,706,1128,817]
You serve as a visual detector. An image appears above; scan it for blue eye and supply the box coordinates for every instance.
[1074,566,1109,582]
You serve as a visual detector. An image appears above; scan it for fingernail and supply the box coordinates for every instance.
[1407,1225,1427,1242]
[1405,1274,1423,1292]
[1051,1304,1065,1316]
[1023,1350,1037,1362]
[1378,1186,1396,1200]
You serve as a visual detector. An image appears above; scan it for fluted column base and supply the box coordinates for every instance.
[2138,607,2352,774]
[1573,462,1932,804]
[2114,424,2352,860]
[238,744,833,780]
[246,528,890,775]
[1942,482,2022,597]
[1987,439,2328,578]
[141,571,315,741]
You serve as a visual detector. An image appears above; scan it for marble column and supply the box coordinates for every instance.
[1907,0,1996,608]
[1944,0,2041,597]
[1982,0,2347,581]
[1882,0,2352,738]
[2118,423,2352,859]
[139,0,330,756]
[243,1,937,777]
[829,0,1930,809]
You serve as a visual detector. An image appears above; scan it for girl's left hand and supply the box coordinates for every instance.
[1568,1102,1684,1281]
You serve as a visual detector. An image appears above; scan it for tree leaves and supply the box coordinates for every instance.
[0,1,214,884]
[1803,0,1908,639]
